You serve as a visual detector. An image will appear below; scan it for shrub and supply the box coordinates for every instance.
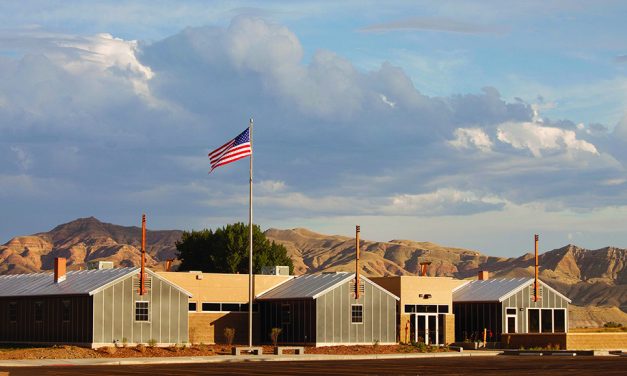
[270,327,282,347]
[224,327,236,346]
[122,337,128,348]
[101,346,117,355]
[373,339,380,349]
[147,338,157,348]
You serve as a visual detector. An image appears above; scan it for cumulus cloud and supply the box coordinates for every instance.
[496,121,599,157]
[449,128,493,152]
[1,16,626,248]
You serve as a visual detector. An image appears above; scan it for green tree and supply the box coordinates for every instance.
[176,223,294,274]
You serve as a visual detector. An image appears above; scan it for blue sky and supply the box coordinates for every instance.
[1,1,627,257]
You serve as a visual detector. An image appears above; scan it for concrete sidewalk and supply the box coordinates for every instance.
[0,350,502,367]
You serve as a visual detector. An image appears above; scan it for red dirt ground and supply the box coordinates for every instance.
[0,343,447,360]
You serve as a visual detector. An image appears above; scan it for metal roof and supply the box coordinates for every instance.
[452,278,533,303]
[0,267,139,297]
[257,272,399,301]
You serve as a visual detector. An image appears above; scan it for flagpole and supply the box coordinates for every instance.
[248,117,254,348]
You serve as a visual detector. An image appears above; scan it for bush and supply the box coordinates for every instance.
[224,327,236,346]
[147,338,157,348]
[121,337,128,348]
[270,327,282,347]
[101,346,117,355]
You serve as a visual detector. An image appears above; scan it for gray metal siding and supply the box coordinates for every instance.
[501,282,569,334]
[316,279,396,344]
[92,274,188,345]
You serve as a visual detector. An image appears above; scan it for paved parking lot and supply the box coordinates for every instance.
[1,356,626,375]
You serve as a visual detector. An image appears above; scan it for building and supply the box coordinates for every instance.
[0,258,191,348]
[371,276,466,345]
[452,276,571,343]
[157,271,293,344]
[256,272,398,346]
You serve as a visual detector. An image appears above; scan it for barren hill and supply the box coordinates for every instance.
[0,217,181,274]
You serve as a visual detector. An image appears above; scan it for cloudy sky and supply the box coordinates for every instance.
[1,1,627,257]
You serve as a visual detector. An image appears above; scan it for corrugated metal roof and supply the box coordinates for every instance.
[452,278,533,302]
[0,267,139,297]
[257,272,400,301]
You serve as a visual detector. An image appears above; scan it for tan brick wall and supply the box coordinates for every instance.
[501,333,567,349]
[566,333,627,350]
[189,313,261,345]
[445,314,455,345]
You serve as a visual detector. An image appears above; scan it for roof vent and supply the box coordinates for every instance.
[261,265,290,275]
[87,261,114,270]
[478,270,489,280]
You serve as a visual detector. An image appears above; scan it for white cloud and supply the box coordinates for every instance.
[386,188,506,216]
[379,94,396,108]
[497,121,599,157]
[449,128,493,152]
[258,180,287,193]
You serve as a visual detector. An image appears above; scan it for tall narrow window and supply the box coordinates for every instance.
[34,301,43,322]
[541,309,553,333]
[554,309,566,332]
[351,304,363,324]
[281,303,291,324]
[8,302,17,323]
[62,300,71,322]
[528,309,540,333]
[135,301,149,322]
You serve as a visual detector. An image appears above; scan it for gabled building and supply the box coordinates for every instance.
[452,276,571,342]
[0,258,191,348]
[257,272,399,346]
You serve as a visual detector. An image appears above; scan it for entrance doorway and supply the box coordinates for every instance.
[413,314,439,345]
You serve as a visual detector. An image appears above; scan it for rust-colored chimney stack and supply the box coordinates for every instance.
[478,270,489,280]
[534,234,539,302]
[139,214,147,295]
[419,261,431,277]
[165,259,174,272]
[355,225,360,299]
[54,257,66,283]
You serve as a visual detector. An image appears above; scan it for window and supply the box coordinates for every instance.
[541,309,553,333]
[222,303,240,312]
[202,303,221,312]
[528,309,540,333]
[62,300,71,322]
[554,309,566,332]
[8,302,17,323]
[506,307,517,334]
[404,305,416,313]
[135,301,149,322]
[351,304,363,324]
[34,301,43,322]
[189,302,197,312]
[281,304,291,324]
[438,305,449,314]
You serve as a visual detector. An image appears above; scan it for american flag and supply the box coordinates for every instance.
[208,128,252,172]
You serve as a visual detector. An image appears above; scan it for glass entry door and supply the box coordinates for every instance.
[414,313,438,345]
